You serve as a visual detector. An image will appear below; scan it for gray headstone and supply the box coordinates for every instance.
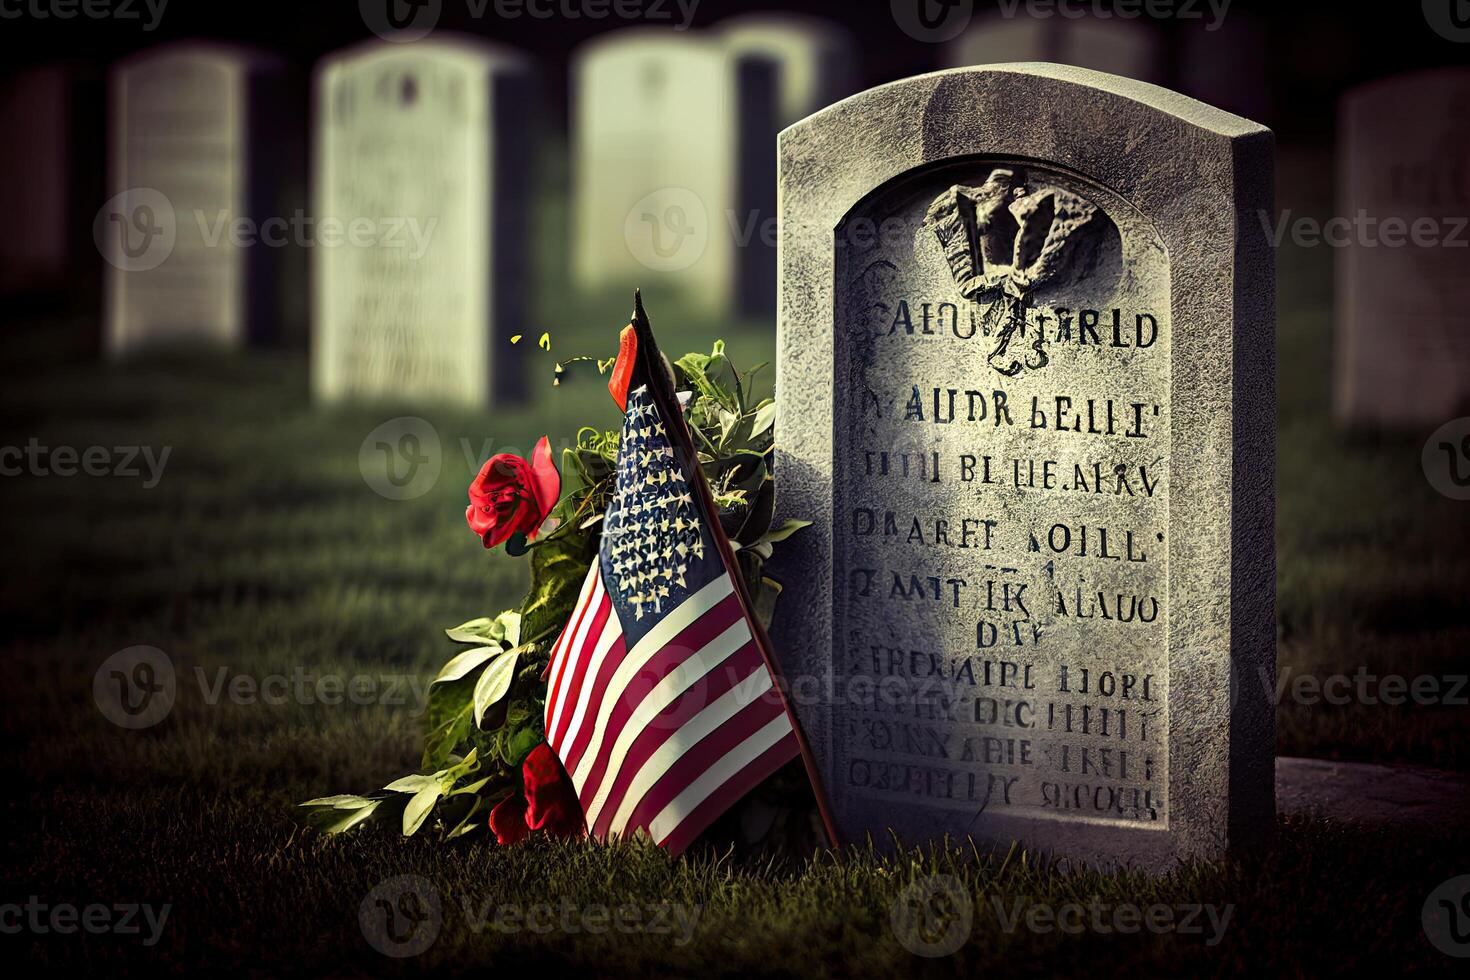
[312,36,534,407]
[571,28,778,317]
[944,15,1164,84]
[103,43,290,356]
[1334,69,1470,430]
[772,65,1275,870]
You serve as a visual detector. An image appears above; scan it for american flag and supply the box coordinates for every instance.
[542,296,827,854]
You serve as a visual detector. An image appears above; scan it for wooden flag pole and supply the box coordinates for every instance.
[627,290,842,852]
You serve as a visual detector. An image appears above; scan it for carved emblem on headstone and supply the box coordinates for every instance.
[924,168,1112,377]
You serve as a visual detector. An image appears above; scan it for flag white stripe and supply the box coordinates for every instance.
[544,565,604,739]
[646,712,793,845]
[582,618,753,828]
[604,661,773,834]
[570,574,734,787]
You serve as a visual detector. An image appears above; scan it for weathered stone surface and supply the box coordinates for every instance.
[771,65,1275,871]
[1334,69,1470,430]
[312,36,534,407]
[1277,757,1470,831]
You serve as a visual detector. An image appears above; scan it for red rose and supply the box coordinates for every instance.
[465,436,560,549]
[487,744,585,845]
[522,743,584,839]
[489,793,530,846]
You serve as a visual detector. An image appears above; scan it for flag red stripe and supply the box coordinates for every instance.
[622,690,790,841]
[654,729,800,856]
[588,641,767,839]
[568,593,745,805]
[548,591,613,750]
[544,572,600,730]
[542,567,594,688]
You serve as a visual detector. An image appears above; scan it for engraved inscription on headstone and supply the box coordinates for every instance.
[772,66,1275,870]
[1334,69,1470,430]
[313,37,534,407]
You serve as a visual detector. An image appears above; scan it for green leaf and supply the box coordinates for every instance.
[674,341,740,413]
[753,575,784,630]
[518,523,598,649]
[444,747,481,781]
[473,651,520,727]
[383,773,440,794]
[448,776,493,797]
[444,617,497,643]
[422,697,473,771]
[444,796,489,840]
[750,401,776,439]
[734,478,776,547]
[501,726,541,766]
[501,613,522,649]
[403,783,443,836]
[308,800,383,834]
[761,519,812,544]
[432,646,501,685]
[299,794,380,810]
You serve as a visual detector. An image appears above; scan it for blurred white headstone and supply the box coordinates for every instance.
[312,36,535,407]
[944,14,1164,84]
[571,28,778,317]
[718,13,858,127]
[1335,69,1470,430]
[104,43,287,356]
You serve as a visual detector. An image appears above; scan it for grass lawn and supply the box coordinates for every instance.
[2,226,1468,975]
